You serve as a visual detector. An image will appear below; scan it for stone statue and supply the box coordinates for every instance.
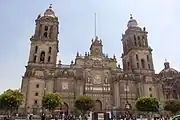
[104,73,108,83]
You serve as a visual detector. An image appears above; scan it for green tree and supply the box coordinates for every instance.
[164,100,180,114]
[74,95,94,119]
[0,89,24,113]
[42,92,63,111]
[135,96,159,112]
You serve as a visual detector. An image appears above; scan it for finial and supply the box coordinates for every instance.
[49,4,52,8]
[71,60,74,64]
[95,36,98,40]
[76,52,79,57]
[91,38,94,43]
[165,58,167,62]
[130,14,133,19]
[113,54,116,59]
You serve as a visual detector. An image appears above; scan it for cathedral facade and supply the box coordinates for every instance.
[20,6,180,113]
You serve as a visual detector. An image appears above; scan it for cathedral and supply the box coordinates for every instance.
[20,5,180,114]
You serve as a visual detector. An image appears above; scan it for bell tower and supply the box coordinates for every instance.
[90,36,103,56]
[20,5,59,113]
[28,4,59,67]
[121,15,154,74]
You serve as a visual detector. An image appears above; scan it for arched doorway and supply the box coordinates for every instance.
[94,100,102,112]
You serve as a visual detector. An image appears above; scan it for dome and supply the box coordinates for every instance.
[127,15,138,28]
[44,4,56,17]
[159,61,178,77]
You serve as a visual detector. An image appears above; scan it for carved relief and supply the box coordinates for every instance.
[34,71,44,77]
[62,82,68,90]
[93,74,101,84]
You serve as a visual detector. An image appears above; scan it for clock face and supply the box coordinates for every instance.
[93,75,101,84]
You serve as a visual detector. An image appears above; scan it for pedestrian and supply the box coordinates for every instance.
[29,114,33,120]
[41,114,45,120]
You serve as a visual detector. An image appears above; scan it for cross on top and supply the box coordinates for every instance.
[49,4,52,8]
[130,14,133,19]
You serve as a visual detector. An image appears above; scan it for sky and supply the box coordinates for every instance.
[0,0,180,93]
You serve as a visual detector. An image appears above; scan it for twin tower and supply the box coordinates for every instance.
[28,5,154,74]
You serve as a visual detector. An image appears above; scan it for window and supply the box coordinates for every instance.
[137,63,139,68]
[147,55,149,61]
[127,62,130,70]
[48,56,51,62]
[134,39,137,46]
[141,59,145,69]
[149,87,152,91]
[34,100,38,104]
[44,32,48,38]
[142,36,144,39]
[138,36,140,40]
[35,46,38,53]
[150,94,152,97]
[44,26,48,31]
[48,47,52,53]
[134,35,137,46]
[35,92,38,96]
[138,40,141,47]
[148,64,151,69]
[36,84,39,88]
[33,56,37,63]
[136,54,139,60]
[40,51,45,63]
[173,90,178,99]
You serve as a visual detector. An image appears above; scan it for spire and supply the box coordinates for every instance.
[94,13,97,39]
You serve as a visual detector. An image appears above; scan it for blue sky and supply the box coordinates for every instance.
[0,0,180,92]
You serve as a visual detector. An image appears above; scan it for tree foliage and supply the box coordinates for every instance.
[0,89,24,110]
[42,92,63,110]
[135,96,159,112]
[164,100,180,114]
[74,95,94,115]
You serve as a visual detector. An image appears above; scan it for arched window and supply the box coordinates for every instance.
[136,54,139,60]
[33,55,37,63]
[44,32,48,38]
[138,36,140,40]
[35,46,38,53]
[44,26,48,31]
[48,56,51,62]
[147,55,149,61]
[137,63,139,68]
[40,51,45,63]
[127,62,130,70]
[134,35,137,46]
[48,47,52,53]
[141,59,145,68]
